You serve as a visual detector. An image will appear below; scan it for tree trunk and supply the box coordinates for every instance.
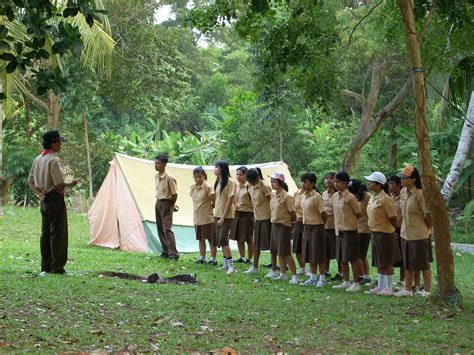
[398,0,460,306]
[0,81,3,216]
[341,62,412,173]
[441,91,474,204]
[47,91,61,129]
[390,141,398,170]
[83,112,94,201]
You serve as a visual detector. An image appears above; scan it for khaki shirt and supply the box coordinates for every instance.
[367,191,396,233]
[28,153,65,193]
[357,192,371,234]
[333,189,360,235]
[190,182,214,226]
[391,193,403,228]
[155,171,177,200]
[250,180,272,221]
[302,190,325,225]
[270,189,295,227]
[400,187,430,241]
[323,190,336,229]
[235,183,253,212]
[214,179,236,219]
[294,190,304,221]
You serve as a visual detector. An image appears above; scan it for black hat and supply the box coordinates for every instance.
[42,130,66,143]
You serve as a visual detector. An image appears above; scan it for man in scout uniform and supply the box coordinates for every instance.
[28,130,78,275]
[154,153,179,260]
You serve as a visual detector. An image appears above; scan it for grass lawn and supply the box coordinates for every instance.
[1,206,473,353]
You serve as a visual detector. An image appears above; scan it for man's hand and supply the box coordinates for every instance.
[38,192,46,201]
[173,205,179,212]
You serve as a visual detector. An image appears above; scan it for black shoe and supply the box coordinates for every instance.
[195,259,206,264]
[235,257,246,263]
[52,269,66,275]
[168,255,179,261]
[330,273,343,281]
[159,253,168,259]
[207,260,218,266]
[325,271,332,277]
[359,276,370,285]
[264,262,273,268]
[245,259,252,264]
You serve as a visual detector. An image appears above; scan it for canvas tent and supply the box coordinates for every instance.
[88,153,298,253]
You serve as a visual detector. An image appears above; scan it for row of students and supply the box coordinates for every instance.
[186,159,433,296]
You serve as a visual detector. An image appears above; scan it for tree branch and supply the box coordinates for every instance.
[342,89,366,105]
[16,82,49,113]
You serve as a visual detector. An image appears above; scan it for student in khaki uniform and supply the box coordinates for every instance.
[395,166,433,298]
[154,153,179,260]
[230,166,254,264]
[268,172,299,284]
[300,173,328,287]
[244,168,278,276]
[364,172,401,296]
[190,166,217,265]
[388,174,406,287]
[323,172,342,280]
[28,130,78,275]
[293,182,307,275]
[348,180,372,285]
[213,160,237,274]
[332,171,364,293]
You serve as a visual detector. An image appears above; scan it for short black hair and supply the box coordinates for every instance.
[335,171,350,182]
[324,172,336,179]
[246,168,262,183]
[237,166,248,175]
[387,174,401,185]
[193,166,207,180]
[154,153,169,164]
[300,172,317,186]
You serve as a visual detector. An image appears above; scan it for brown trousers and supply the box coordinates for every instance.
[155,199,179,257]
[40,192,68,273]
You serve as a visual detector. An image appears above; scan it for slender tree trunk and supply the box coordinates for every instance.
[398,0,460,305]
[441,91,474,204]
[279,121,283,161]
[0,81,3,216]
[83,112,94,201]
[47,91,61,129]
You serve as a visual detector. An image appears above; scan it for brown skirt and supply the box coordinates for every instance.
[230,211,254,243]
[371,232,402,268]
[335,230,361,262]
[302,224,327,264]
[254,219,272,251]
[213,217,232,247]
[401,237,433,271]
[270,223,292,256]
[195,223,214,241]
[326,229,336,260]
[359,233,371,259]
[393,233,404,268]
[292,221,304,254]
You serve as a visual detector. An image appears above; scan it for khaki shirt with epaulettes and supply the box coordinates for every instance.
[357,192,371,234]
[367,191,396,233]
[301,189,325,225]
[391,193,403,228]
[190,182,214,226]
[214,179,237,219]
[249,180,272,221]
[235,182,253,213]
[322,190,336,229]
[333,189,361,235]
[28,153,65,193]
[155,171,177,200]
[400,187,430,241]
[270,189,295,228]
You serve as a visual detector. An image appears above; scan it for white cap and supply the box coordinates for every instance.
[364,172,386,185]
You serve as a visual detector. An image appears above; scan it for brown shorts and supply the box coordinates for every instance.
[401,237,433,271]
[195,223,214,241]
[292,221,304,254]
[230,211,254,243]
[326,229,336,260]
[359,233,371,259]
[213,217,232,247]
[254,219,272,251]
[371,232,402,268]
[302,224,327,264]
[270,223,292,256]
[335,230,361,262]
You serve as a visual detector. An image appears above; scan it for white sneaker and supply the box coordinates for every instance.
[415,289,431,298]
[316,280,326,288]
[289,277,299,285]
[303,278,319,286]
[394,289,413,297]
[346,283,361,293]
[265,270,278,278]
[226,267,236,275]
[220,264,229,271]
[244,266,258,274]
[272,274,287,281]
[333,282,351,289]
[39,271,47,277]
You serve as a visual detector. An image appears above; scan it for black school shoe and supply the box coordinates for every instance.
[245,259,252,264]
[264,262,273,268]
[207,260,218,266]
[195,259,206,264]
[235,257,247,263]
[330,272,343,281]
[168,255,179,261]
[159,253,168,259]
